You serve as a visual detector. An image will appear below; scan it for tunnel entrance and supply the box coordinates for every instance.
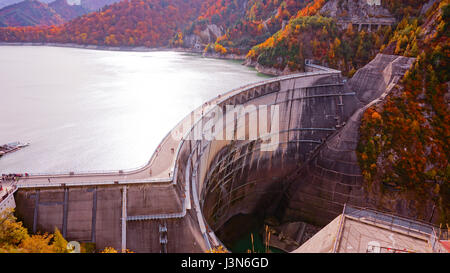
[212,210,324,253]
[214,213,284,253]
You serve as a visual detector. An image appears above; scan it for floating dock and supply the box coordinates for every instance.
[0,142,29,157]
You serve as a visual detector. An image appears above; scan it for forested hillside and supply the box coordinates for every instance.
[357,0,449,223]
[180,0,317,55]
[244,0,424,75]
[0,0,204,47]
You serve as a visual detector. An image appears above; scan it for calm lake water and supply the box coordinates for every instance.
[0,46,269,173]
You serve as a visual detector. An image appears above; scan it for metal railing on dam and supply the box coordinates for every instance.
[16,64,341,183]
[343,205,435,238]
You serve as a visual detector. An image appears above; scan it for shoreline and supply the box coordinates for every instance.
[0,42,248,61]
[243,58,294,76]
[0,42,279,76]
[0,42,287,76]
[0,42,182,53]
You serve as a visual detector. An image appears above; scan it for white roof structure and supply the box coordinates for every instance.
[292,205,448,253]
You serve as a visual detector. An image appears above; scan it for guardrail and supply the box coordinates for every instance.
[429,226,449,253]
[17,177,171,189]
[344,205,435,238]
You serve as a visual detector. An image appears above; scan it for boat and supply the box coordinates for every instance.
[0,141,30,156]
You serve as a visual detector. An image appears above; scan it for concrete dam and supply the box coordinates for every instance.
[4,54,421,252]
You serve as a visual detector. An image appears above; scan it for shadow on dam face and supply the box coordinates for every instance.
[199,137,325,253]
[206,160,288,253]
[199,137,329,252]
[215,214,285,253]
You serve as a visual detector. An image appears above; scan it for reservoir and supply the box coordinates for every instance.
[0,46,269,174]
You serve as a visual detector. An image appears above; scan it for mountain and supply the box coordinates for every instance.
[0,0,204,46]
[49,0,87,21]
[0,0,64,27]
[0,0,88,27]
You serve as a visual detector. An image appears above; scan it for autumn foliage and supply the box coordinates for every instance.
[357,1,450,223]
[183,0,316,55]
[0,209,69,253]
[0,0,204,47]
[246,14,391,75]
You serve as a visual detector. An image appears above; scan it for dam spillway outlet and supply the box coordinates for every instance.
[198,137,324,253]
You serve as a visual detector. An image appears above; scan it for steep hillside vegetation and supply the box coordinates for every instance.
[244,0,423,76]
[357,0,449,223]
[178,0,317,55]
[245,14,391,75]
[0,209,70,253]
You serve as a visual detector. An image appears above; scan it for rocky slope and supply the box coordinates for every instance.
[178,0,316,56]
[49,0,88,21]
[320,0,395,24]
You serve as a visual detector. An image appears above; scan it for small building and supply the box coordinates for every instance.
[292,205,448,253]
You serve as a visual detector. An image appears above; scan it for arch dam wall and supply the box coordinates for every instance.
[12,54,419,252]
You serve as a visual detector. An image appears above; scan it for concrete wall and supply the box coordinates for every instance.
[189,55,417,247]
[14,183,207,252]
[15,186,120,249]
[282,55,418,226]
[185,71,351,238]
